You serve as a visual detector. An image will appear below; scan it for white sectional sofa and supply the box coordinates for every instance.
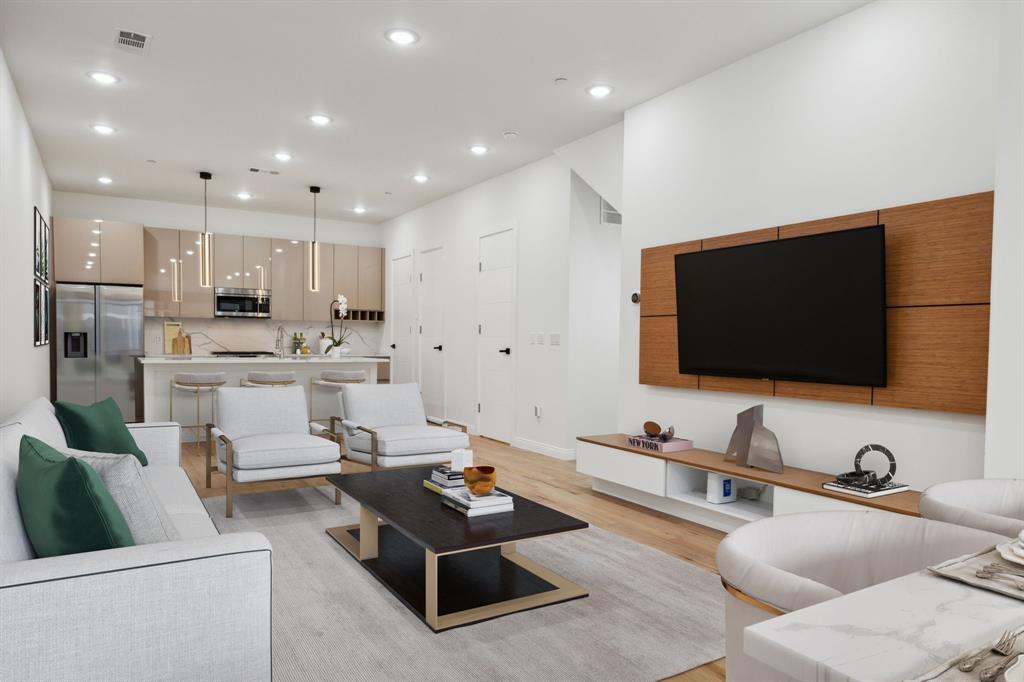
[0,397,272,682]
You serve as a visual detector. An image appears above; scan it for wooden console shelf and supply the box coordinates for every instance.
[577,434,921,517]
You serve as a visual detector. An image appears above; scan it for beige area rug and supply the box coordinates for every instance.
[203,487,724,681]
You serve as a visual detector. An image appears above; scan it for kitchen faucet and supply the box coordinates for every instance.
[275,325,288,358]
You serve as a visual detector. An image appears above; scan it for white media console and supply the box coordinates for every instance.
[576,434,921,532]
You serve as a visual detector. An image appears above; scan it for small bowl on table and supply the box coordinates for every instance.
[463,466,496,496]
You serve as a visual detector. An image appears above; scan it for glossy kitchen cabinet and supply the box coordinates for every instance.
[243,237,272,291]
[179,230,213,318]
[143,227,180,317]
[333,244,359,304]
[357,246,383,310]
[54,218,101,283]
[214,234,244,288]
[303,241,334,322]
[98,222,145,285]
[271,238,303,320]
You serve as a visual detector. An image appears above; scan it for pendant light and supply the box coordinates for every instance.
[198,171,213,288]
[308,185,321,292]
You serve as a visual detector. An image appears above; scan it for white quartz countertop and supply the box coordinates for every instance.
[744,569,1024,682]
[139,355,389,364]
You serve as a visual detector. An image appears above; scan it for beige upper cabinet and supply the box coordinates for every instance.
[143,228,179,317]
[357,246,384,311]
[333,244,359,306]
[243,237,272,291]
[303,241,334,322]
[53,218,102,283]
[98,222,144,285]
[179,230,213,319]
[214,234,244,289]
[271,239,303,321]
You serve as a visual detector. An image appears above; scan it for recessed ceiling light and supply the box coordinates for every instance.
[88,71,119,85]
[236,192,251,200]
[385,28,419,46]
[468,144,488,156]
[91,124,116,135]
[413,174,429,183]
[274,151,292,162]
[353,206,367,214]
[97,176,112,185]
[308,114,332,126]
[587,84,613,99]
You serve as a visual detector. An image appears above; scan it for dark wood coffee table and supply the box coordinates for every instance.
[325,467,589,632]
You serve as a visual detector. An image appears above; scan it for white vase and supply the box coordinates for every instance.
[318,338,333,355]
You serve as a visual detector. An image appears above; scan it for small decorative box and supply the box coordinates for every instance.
[627,435,694,453]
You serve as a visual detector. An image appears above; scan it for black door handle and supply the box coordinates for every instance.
[433,345,443,351]
[390,343,396,349]
[499,347,511,355]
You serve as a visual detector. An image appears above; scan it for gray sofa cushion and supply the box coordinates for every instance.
[346,424,469,456]
[66,449,180,545]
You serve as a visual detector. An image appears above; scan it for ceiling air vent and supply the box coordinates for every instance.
[115,29,151,53]
[249,168,281,176]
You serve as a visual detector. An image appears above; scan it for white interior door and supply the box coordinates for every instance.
[477,229,515,442]
[390,254,415,384]
[418,248,445,418]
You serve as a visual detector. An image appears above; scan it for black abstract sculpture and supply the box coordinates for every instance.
[724,404,784,473]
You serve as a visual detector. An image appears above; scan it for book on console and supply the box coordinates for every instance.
[441,498,513,517]
[432,465,464,480]
[442,488,514,509]
[822,481,910,498]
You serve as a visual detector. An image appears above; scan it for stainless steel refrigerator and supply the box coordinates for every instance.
[56,284,144,421]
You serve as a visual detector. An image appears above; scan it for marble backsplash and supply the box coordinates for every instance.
[144,317,385,357]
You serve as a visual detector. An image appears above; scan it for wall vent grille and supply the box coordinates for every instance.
[116,29,151,53]
[600,198,622,225]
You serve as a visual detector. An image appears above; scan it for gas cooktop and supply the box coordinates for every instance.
[210,351,275,358]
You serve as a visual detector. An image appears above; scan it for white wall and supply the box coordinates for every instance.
[52,191,383,247]
[568,172,621,440]
[0,47,52,419]
[382,156,573,455]
[619,0,999,490]
[554,123,624,211]
[985,0,1024,478]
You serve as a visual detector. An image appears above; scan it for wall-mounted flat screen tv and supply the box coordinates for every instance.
[674,225,886,387]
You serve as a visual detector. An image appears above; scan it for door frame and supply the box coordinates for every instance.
[417,246,446,418]
[388,251,415,385]
[475,224,517,441]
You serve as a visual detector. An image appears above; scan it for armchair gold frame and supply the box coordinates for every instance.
[206,423,342,518]
[326,416,468,472]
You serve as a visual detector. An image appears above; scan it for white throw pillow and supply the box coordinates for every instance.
[64,449,180,544]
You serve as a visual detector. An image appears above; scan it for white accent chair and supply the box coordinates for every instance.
[920,479,1024,536]
[329,383,469,470]
[716,511,1006,682]
[0,397,271,681]
[208,385,341,517]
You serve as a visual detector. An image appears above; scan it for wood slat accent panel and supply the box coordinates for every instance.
[639,240,700,317]
[698,376,774,396]
[872,305,989,414]
[881,192,993,307]
[701,227,778,251]
[775,210,879,405]
[774,381,871,405]
[778,211,879,239]
[639,316,698,389]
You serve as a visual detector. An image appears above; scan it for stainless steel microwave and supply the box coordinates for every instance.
[214,287,271,318]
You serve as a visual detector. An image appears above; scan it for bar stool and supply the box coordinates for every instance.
[241,371,296,387]
[169,372,227,444]
[309,369,368,425]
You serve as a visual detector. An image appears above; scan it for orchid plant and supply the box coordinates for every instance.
[325,294,352,351]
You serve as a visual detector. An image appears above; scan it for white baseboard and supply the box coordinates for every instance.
[510,437,576,460]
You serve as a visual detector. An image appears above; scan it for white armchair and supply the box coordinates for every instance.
[208,385,342,517]
[329,383,469,471]
[920,479,1024,536]
[716,511,1006,682]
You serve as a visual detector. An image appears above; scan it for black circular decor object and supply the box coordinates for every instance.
[854,444,897,486]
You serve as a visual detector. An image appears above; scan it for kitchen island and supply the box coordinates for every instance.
[139,355,389,433]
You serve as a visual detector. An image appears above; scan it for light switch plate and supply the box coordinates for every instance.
[548,333,561,346]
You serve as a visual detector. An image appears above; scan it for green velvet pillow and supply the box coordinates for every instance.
[54,397,148,466]
[16,436,135,558]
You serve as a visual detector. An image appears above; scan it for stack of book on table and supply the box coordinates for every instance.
[423,466,464,494]
[441,487,514,517]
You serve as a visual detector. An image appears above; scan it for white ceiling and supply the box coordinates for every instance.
[0,1,864,224]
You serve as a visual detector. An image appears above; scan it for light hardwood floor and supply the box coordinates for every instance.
[183,435,727,681]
